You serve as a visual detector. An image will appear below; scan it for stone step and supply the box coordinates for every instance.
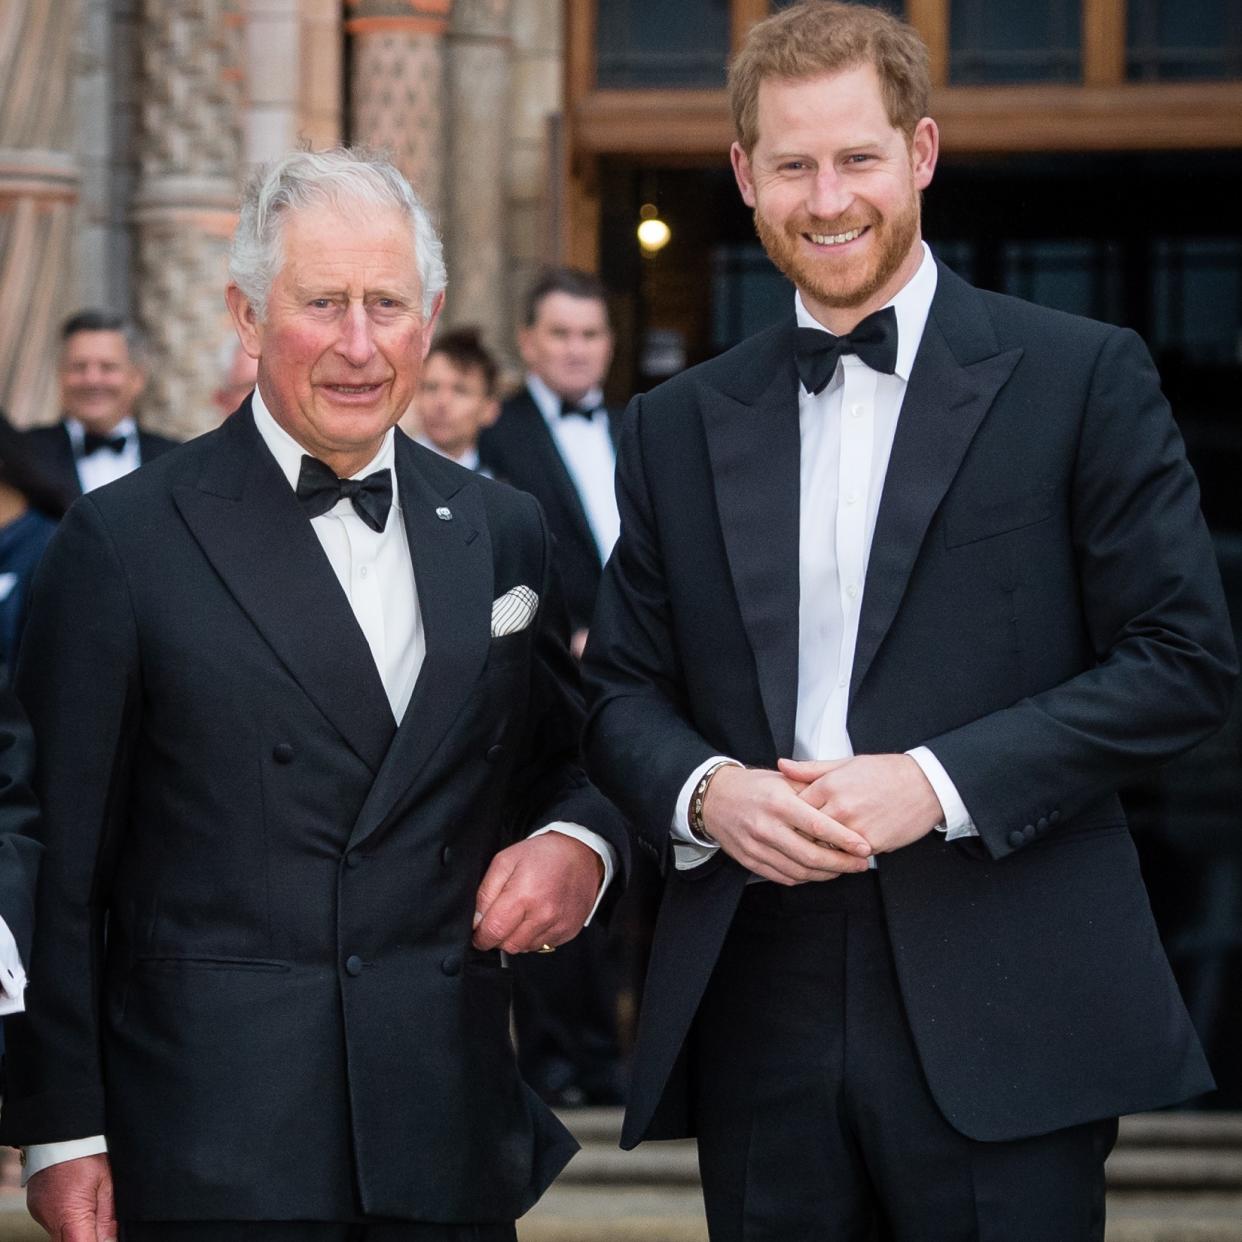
[0,1112,1236,1242]
[555,1112,1242,1193]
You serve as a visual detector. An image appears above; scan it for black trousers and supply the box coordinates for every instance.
[691,874,1118,1242]
[121,1222,516,1241]
[511,918,624,1104]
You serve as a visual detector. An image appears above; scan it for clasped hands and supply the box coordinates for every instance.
[700,754,944,886]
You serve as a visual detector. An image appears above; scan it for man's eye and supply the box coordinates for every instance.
[309,299,334,309]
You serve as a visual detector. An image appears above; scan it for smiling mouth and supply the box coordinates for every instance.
[805,226,867,246]
[325,382,383,395]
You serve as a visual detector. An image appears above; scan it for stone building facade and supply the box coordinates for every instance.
[0,0,564,436]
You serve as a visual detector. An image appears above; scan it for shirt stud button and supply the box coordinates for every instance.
[344,955,363,977]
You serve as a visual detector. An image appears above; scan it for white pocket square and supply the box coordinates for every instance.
[491,585,539,638]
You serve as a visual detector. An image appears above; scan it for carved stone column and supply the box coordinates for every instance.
[346,1,452,224]
[131,0,244,439]
[243,0,342,165]
[443,0,510,349]
[0,0,81,427]
[506,0,562,363]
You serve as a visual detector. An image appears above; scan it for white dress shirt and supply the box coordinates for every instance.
[526,373,621,563]
[66,416,141,494]
[23,391,615,1182]
[0,917,25,1014]
[671,245,977,868]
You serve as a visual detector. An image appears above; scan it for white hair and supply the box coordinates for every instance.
[228,147,447,320]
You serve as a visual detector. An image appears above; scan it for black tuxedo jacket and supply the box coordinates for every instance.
[22,419,177,499]
[479,387,623,632]
[0,680,41,970]
[582,263,1236,1149]
[1,406,627,1223]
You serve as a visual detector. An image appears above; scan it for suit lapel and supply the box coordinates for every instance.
[700,321,802,758]
[347,436,493,850]
[53,423,84,497]
[850,267,1023,706]
[517,390,601,565]
[172,407,396,773]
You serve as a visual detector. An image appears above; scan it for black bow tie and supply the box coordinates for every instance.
[794,306,899,395]
[81,432,127,457]
[295,455,392,533]
[560,399,599,420]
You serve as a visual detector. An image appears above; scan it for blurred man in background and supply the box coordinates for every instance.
[479,268,629,1109]
[211,336,260,422]
[23,310,176,497]
[405,326,499,473]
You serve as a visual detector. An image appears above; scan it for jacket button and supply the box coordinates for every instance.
[1050,810,1061,823]
[486,744,504,763]
[441,954,461,977]
[1036,817,1049,832]
[273,743,295,764]
[345,851,361,869]
[441,845,452,867]
[1007,829,1025,849]
[344,955,363,977]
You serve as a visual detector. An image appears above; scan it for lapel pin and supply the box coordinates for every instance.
[435,506,453,522]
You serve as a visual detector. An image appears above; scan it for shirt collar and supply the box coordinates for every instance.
[65,416,137,447]
[526,372,605,424]
[250,385,400,512]
[793,240,938,383]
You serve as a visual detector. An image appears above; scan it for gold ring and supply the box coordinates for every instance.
[537,943,556,954]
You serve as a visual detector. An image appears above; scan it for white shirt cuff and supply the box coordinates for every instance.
[0,915,26,1015]
[22,1136,109,1185]
[907,746,979,840]
[669,756,742,870]
[530,823,616,926]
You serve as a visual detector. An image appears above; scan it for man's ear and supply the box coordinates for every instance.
[910,116,939,192]
[731,142,758,209]
[420,290,446,359]
[225,284,263,359]
[479,398,501,430]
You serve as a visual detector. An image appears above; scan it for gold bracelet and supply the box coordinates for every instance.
[689,760,737,845]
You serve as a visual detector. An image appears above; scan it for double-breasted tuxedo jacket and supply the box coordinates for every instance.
[23,419,177,498]
[581,262,1236,1150]
[479,387,623,634]
[1,406,627,1223]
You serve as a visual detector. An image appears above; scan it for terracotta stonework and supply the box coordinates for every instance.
[2,0,569,429]
[0,0,81,428]
[132,0,244,439]
[347,1,451,222]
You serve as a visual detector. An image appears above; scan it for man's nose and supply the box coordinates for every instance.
[806,167,853,222]
[337,303,377,366]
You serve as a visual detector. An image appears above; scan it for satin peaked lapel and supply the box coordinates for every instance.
[700,323,802,759]
[347,438,493,851]
[519,393,599,561]
[850,280,1023,707]
[171,408,396,773]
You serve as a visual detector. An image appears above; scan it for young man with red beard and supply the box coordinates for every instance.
[580,3,1235,1240]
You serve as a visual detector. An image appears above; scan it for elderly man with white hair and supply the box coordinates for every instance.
[1,147,627,1242]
